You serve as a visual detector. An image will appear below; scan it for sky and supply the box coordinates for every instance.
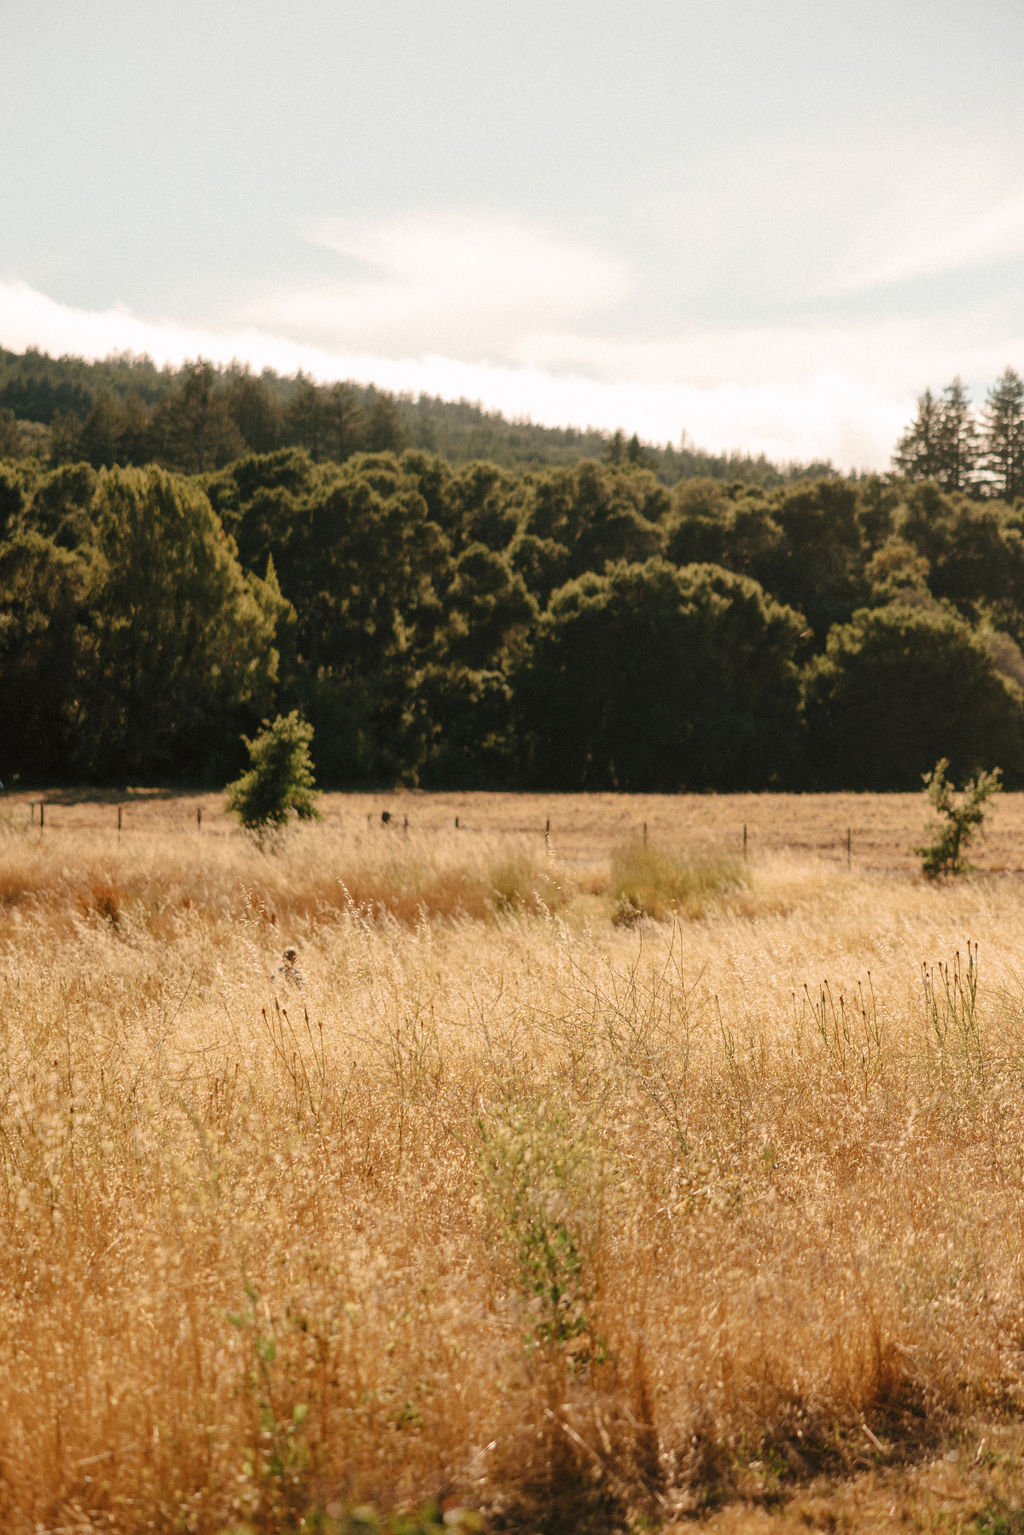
[3,0,1024,471]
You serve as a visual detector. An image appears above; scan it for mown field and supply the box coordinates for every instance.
[4,791,1024,1534]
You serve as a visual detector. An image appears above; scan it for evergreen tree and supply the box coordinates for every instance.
[0,409,24,458]
[893,379,979,490]
[934,377,978,492]
[322,381,364,461]
[76,391,123,468]
[154,361,243,473]
[0,531,92,777]
[893,387,944,481]
[518,559,804,791]
[225,711,320,841]
[980,367,1024,501]
[364,392,407,453]
[82,466,279,778]
[227,370,283,455]
[284,373,327,459]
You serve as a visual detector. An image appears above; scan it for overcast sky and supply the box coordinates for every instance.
[3,0,1024,470]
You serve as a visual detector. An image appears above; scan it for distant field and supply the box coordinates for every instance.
[8,784,1024,871]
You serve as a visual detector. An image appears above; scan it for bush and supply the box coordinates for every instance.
[225,711,320,843]
[915,756,1001,879]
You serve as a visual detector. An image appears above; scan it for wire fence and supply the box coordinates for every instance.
[3,792,967,871]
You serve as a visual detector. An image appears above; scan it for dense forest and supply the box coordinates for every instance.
[2,346,1024,793]
[0,346,833,486]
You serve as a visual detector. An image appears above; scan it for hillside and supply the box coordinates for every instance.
[0,344,834,485]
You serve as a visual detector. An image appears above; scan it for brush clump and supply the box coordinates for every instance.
[608,837,747,924]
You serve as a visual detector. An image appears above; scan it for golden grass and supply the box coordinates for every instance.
[5,803,1024,1532]
[13,782,1024,870]
[608,839,747,923]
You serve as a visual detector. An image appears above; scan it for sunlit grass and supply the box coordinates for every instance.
[607,837,747,923]
[4,811,1024,1531]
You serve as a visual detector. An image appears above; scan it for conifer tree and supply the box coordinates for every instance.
[934,377,978,492]
[893,378,979,490]
[980,367,1024,501]
[893,387,944,481]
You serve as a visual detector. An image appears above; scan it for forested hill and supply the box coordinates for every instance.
[0,344,834,485]
[5,344,1024,796]
[4,438,1024,794]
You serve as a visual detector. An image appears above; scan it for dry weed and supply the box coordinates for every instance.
[3,812,1024,1531]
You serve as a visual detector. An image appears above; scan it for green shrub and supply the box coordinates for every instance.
[914,757,1001,879]
[225,711,321,844]
[478,1103,605,1367]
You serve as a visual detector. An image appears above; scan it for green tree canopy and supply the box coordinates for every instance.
[80,466,280,778]
[152,361,244,474]
[225,710,320,839]
[518,558,805,791]
[803,603,1024,789]
[0,530,93,778]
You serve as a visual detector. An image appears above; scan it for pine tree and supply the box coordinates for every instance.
[893,388,943,480]
[285,373,327,459]
[893,379,979,491]
[934,377,978,492]
[980,367,1024,501]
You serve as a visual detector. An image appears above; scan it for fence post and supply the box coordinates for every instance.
[39,802,45,832]
[847,827,851,870]
[117,804,123,839]
[643,821,648,846]
[545,817,550,850]
[742,823,747,861]
[197,806,203,832]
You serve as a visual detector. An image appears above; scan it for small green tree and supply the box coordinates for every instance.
[225,711,320,842]
[915,757,1001,879]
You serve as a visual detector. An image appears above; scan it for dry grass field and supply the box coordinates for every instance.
[5,791,1024,1533]
[13,784,1024,871]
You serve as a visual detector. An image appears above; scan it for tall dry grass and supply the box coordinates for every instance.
[4,814,1024,1531]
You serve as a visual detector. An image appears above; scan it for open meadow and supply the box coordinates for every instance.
[6,791,1024,1533]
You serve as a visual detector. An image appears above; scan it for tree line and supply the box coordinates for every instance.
[4,438,1024,792]
[0,346,833,487]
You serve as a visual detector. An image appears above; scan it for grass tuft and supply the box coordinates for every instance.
[608,838,747,923]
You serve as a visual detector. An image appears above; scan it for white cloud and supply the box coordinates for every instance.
[234,212,631,360]
[2,275,1014,471]
[838,192,1024,291]
[824,140,1024,294]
